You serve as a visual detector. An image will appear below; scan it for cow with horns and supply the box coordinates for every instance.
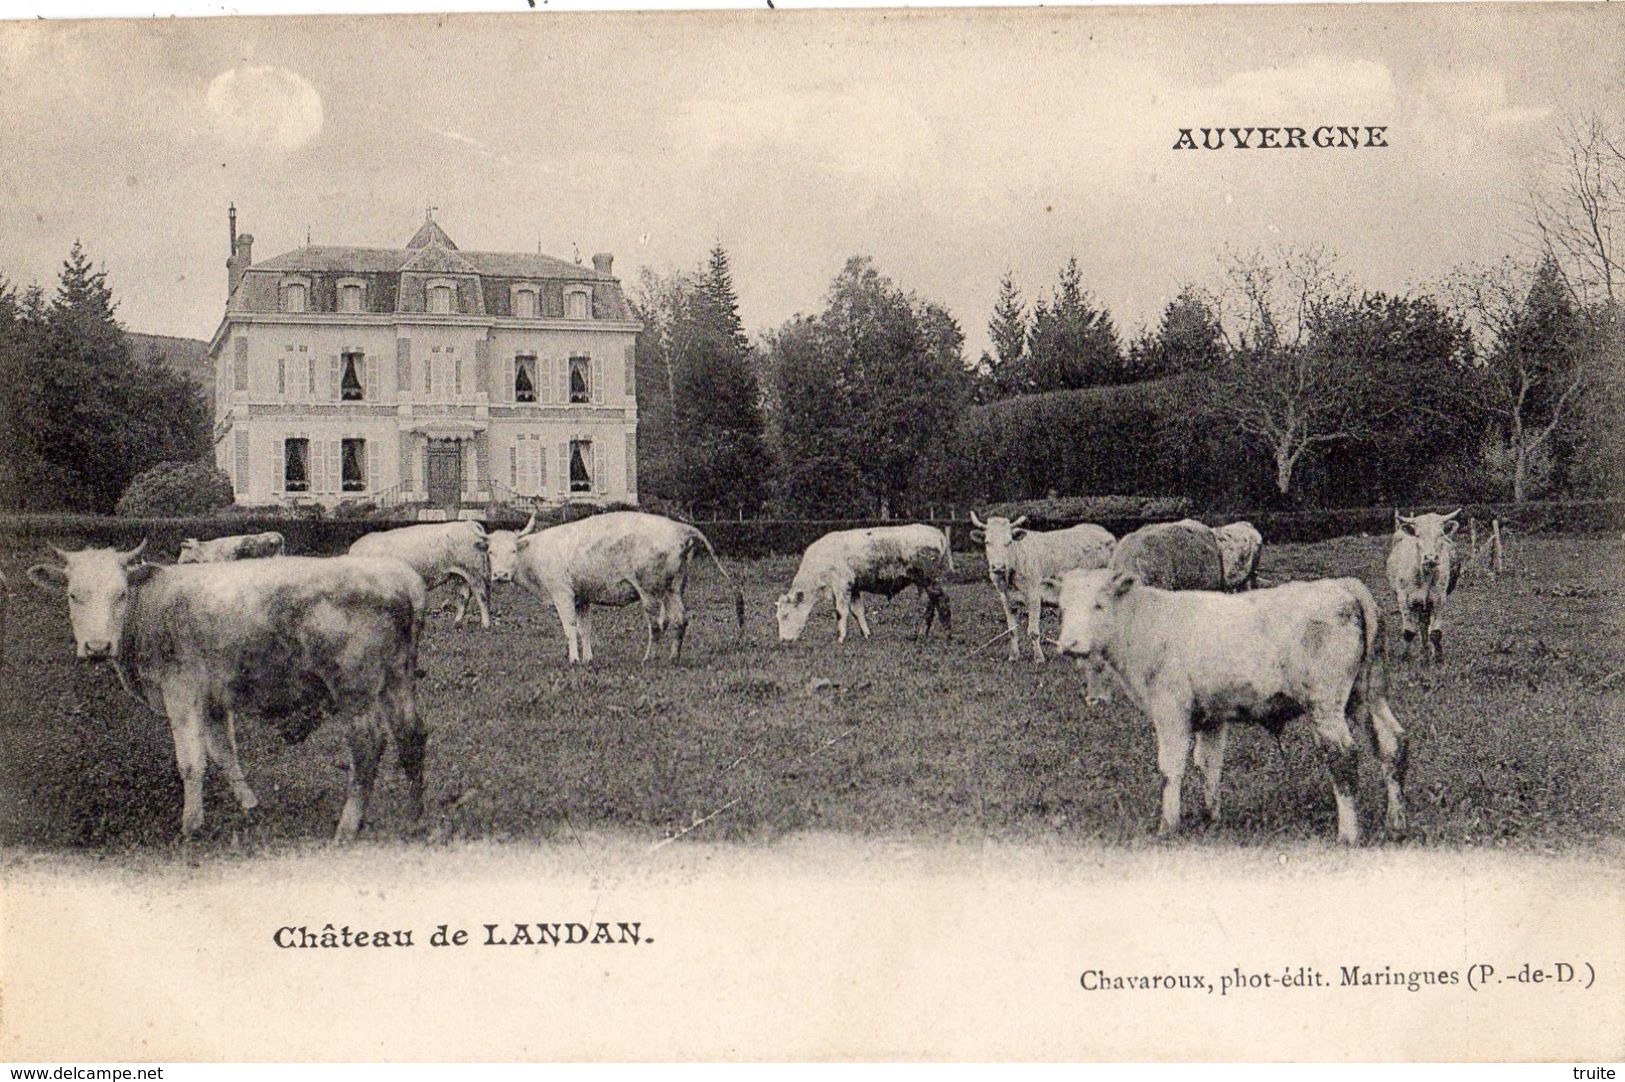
[969,512,1114,663]
[1386,509,1462,664]
[348,520,493,629]
[27,541,427,841]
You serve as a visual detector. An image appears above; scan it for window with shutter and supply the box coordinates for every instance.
[569,439,593,494]
[329,356,341,401]
[342,438,367,492]
[277,357,285,397]
[341,352,364,401]
[233,339,248,392]
[283,437,311,493]
[569,356,589,404]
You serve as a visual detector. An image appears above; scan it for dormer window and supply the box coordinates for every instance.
[281,278,309,313]
[428,279,455,315]
[565,287,590,320]
[512,285,538,319]
[338,278,365,314]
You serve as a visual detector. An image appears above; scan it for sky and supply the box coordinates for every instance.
[1,4,1622,357]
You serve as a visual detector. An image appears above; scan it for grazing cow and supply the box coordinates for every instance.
[1054,568,1408,844]
[775,524,953,643]
[1386,509,1462,664]
[487,511,744,663]
[26,542,427,840]
[1212,521,1264,591]
[176,531,286,564]
[349,521,491,629]
[969,512,1114,663]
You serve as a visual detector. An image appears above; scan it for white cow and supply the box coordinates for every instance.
[176,531,286,564]
[775,524,953,643]
[27,542,426,840]
[349,520,492,629]
[969,512,1114,663]
[1386,509,1461,664]
[487,511,743,663]
[1055,568,1409,844]
[1212,521,1264,591]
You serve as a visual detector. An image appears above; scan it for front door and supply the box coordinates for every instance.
[426,442,463,511]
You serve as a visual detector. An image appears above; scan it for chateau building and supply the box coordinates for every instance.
[207,207,641,516]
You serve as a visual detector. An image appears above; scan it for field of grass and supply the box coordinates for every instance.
[0,532,1621,856]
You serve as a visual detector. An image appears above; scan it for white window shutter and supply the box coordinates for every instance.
[504,356,516,404]
[327,439,342,494]
[558,360,569,405]
[329,356,341,401]
[590,356,601,404]
[593,442,604,494]
[366,439,376,492]
[396,339,411,394]
[558,441,570,494]
[537,440,548,491]
[359,354,369,400]
[623,345,635,397]
[234,338,248,392]
[509,444,518,488]
[399,438,413,492]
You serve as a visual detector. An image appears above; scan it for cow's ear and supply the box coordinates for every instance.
[1011,528,1029,541]
[1110,572,1138,598]
[1399,519,1417,537]
[126,562,156,587]
[474,538,490,551]
[26,564,67,593]
[1442,518,1460,537]
[792,589,806,604]
[969,529,985,544]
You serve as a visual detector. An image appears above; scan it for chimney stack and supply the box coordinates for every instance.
[591,252,614,276]
[227,207,253,299]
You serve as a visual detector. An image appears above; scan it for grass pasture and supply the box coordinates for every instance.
[0,532,1621,856]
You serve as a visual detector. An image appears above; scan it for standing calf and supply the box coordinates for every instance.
[1055,568,1409,844]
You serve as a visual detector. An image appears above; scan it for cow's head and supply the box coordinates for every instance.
[969,512,1028,589]
[1052,568,1133,704]
[487,513,539,583]
[175,538,201,564]
[27,540,151,659]
[1395,509,1460,573]
[774,588,817,642]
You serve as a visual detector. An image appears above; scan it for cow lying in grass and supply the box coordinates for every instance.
[1053,568,1409,845]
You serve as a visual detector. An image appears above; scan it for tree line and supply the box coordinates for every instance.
[4,117,1620,520]
[636,116,1625,518]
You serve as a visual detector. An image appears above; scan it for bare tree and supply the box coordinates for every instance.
[1446,256,1592,502]
[1524,113,1625,308]
[1201,247,1399,498]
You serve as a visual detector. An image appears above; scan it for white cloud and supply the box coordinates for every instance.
[205,66,323,152]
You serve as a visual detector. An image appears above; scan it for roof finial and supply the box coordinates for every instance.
[306,224,311,246]
[572,241,582,266]
[426,204,438,223]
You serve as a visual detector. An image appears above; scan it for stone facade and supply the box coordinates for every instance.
[208,209,640,514]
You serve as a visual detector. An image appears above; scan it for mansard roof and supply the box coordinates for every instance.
[252,244,606,281]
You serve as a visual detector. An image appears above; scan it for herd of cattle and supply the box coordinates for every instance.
[18,506,1470,847]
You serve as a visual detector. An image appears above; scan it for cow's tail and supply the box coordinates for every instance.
[1350,582,1409,815]
[691,527,745,636]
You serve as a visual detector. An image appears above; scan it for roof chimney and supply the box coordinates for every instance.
[591,252,614,276]
[227,221,254,299]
